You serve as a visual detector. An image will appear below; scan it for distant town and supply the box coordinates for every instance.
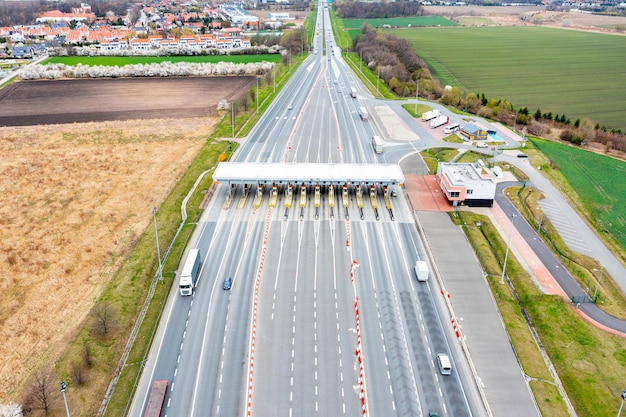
[0,1,306,58]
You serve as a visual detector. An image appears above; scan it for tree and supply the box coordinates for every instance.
[463,92,481,114]
[92,302,115,337]
[23,368,57,416]
[534,108,542,120]
[127,5,141,25]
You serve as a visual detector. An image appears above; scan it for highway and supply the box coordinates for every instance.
[128,5,482,417]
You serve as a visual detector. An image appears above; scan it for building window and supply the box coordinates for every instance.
[450,191,460,198]
[467,189,473,194]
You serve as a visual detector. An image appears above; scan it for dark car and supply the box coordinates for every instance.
[223,277,232,290]
[517,153,529,158]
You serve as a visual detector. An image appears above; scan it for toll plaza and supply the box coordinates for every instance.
[213,162,405,220]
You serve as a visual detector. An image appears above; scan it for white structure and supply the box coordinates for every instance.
[213,162,404,186]
[268,12,290,20]
[436,160,497,207]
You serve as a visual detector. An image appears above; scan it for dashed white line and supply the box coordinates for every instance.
[177,354,180,364]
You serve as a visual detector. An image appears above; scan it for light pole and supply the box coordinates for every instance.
[60,381,71,417]
[359,50,362,74]
[256,77,259,111]
[231,100,235,140]
[617,390,626,417]
[414,80,419,115]
[152,207,163,283]
[536,208,544,234]
[501,213,516,284]
[376,66,380,98]
[592,267,604,301]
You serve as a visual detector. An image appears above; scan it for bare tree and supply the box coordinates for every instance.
[23,368,57,416]
[83,343,93,368]
[92,302,115,337]
[71,362,85,386]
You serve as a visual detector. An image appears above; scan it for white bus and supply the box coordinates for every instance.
[372,135,383,154]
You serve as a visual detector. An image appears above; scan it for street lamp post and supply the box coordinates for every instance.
[617,390,626,417]
[501,214,516,284]
[231,100,235,140]
[376,66,380,98]
[537,208,544,234]
[592,267,604,301]
[152,207,163,284]
[256,77,259,111]
[60,381,71,417]
[359,50,362,74]
[414,80,419,115]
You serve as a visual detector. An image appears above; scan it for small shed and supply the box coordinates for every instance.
[461,123,487,141]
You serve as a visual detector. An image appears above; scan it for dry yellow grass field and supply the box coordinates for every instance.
[0,117,216,401]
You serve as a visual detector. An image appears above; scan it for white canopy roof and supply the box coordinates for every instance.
[213,163,405,185]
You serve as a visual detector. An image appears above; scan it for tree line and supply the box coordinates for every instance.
[335,1,423,19]
[353,24,440,98]
[351,23,626,152]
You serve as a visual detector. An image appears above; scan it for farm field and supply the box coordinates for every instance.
[386,26,626,130]
[44,54,281,66]
[0,77,254,126]
[531,138,626,249]
[342,16,456,29]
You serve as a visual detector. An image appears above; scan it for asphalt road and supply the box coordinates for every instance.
[496,182,626,333]
[127,6,542,417]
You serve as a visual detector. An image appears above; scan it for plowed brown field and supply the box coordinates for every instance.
[0,76,250,403]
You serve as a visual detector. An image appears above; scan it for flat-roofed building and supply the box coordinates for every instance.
[436,160,496,207]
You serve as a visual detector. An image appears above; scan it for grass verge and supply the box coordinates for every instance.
[455,209,626,417]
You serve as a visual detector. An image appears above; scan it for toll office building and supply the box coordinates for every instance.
[436,161,498,207]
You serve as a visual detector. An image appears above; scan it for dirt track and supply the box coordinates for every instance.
[0,77,255,126]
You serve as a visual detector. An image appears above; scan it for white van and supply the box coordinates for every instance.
[436,353,452,375]
[476,142,488,148]
[444,123,460,134]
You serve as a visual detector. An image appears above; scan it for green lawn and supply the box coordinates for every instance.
[342,16,457,29]
[386,26,626,130]
[531,138,626,249]
[44,54,281,66]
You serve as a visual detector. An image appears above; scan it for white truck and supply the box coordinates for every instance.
[430,115,449,128]
[179,249,201,296]
[350,87,357,98]
[421,109,440,121]
[359,107,369,121]
[414,260,429,282]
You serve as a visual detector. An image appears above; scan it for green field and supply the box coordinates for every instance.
[387,26,626,130]
[342,16,457,29]
[44,54,281,66]
[531,138,626,248]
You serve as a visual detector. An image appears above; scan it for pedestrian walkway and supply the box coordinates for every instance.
[494,152,626,294]
[485,203,569,299]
